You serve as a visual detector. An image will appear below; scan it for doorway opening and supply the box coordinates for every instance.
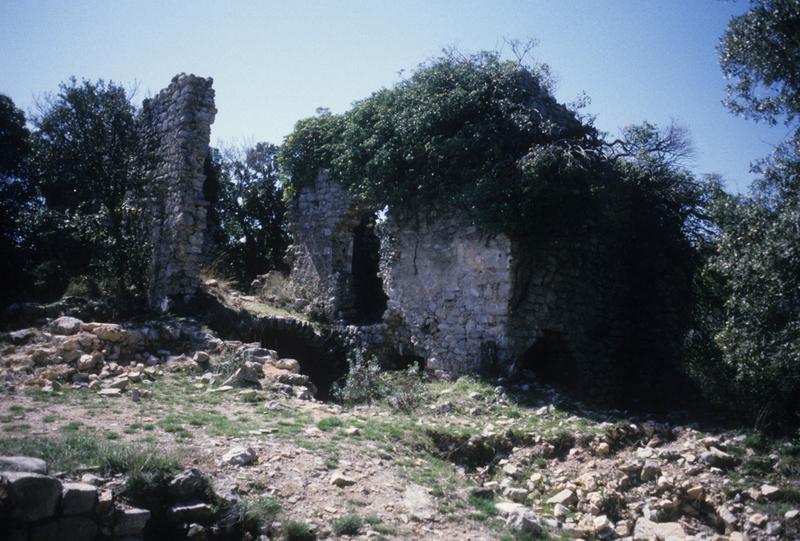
[521,330,577,391]
[350,214,388,323]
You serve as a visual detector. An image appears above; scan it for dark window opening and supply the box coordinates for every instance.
[521,330,577,391]
[350,214,388,323]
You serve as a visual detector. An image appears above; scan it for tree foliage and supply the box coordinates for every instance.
[695,0,800,430]
[25,79,148,308]
[281,50,604,238]
[207,143,289,284]
[0,95,34,305]
[719,0,800,132]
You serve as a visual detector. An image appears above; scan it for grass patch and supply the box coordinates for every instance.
[284,520,315,541]
[317,417,345,431]
[332,513,362,536]
[60,421,84,433]
[43,414,58,423]
[468,493,497,522]
[0,434,180,478]
[238,496,282,536]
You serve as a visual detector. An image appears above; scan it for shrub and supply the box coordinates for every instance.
[331,514,362,536]
[284,520,315,541]
[332,350,426,411]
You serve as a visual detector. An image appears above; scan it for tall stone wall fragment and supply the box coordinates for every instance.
[139,74,216,311]
[285,171,362,321]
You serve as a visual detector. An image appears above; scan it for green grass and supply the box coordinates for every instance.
[0,434,180,478]
[60,421,83,433]
[284,520,315,541]
[317,417,346,431]
[43,414,58,423]
[468,493,498,522]
[332,514,363,536]
[239,496,282,535]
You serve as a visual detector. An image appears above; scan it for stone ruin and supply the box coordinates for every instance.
[285,171,622,399]
[138,74,216,312]
[128,73,657,402]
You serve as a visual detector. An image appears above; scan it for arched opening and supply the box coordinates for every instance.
[350,214,388,323]
[521,330,577,391]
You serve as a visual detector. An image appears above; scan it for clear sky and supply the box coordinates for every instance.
[0,0,790,192]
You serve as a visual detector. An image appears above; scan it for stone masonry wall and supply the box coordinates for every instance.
[287,174,622,391]
[139,74,216,311]
[285,171,362,321]
[380,212,514,375]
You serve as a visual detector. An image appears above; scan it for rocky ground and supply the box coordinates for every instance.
[1,310,799,540]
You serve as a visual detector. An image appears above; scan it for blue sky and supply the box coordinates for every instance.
[0,0,789,192]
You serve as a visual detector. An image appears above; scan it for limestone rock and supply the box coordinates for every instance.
[222,446,255,466]
[506,508,542,535]
[700,446,738,469]
[633,517,686,540]
[330,471,356,487]
[61,482,98,515]
[50,316,83,335]
[54,517,98,541]
[760,483,782,500]
[168,468,210,502]
[495,502,527,516]
[98,388,122,397]
[0,456,48,474]
[2,471,62,521]
[114,507,151,537]
[547,488,577,506]
[90,323,125,342]
[222,362,262,387]
[193,351,210,367]
[271,358,301,373]
[641,460,662,481]
[167,502,215,523]
[77,354,96,371]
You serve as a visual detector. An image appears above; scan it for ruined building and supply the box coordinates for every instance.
[139,74,216,311]
[285,171,627,400]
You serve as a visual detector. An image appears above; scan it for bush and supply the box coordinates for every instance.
[331,514,362,536]
[332,350,426,411]
[284,520,315,541]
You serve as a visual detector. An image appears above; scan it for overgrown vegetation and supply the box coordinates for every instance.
[332,350,426,411]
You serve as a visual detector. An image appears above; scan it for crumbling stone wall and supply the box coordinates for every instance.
[285,171,362,321]
[380,212,514,375]
[288,178,621,393]
[139,74,216,311]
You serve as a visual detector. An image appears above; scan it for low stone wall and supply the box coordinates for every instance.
[0,458,150,541]
[139,74,216,312]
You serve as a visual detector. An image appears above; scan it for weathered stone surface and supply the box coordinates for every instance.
[330,471,356,487]
[114,507,151,536]
[168,468,210,502]
[140,73,216,311]
[167,502,215,523]
[505,508,542,535]
[633,517,686,540]
[50,316,83,335]
[700,446,738,469]
[61,482,98,515]
[2,471,62,521]
[547,488,578,506]
[641,460,662,481]
[54,517,98,541]
[760,483,782,500]
[0,456,48,474]
[221,446,255,466]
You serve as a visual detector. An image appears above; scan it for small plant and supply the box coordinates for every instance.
[332,513,362,536]
[332,350,384,406]
[237,496,282,536]
[284,520,315,541]
[468,493,497,522]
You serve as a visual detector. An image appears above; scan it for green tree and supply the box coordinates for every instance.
[699,0,800,430]
[211,142,289,284]
[29,78,147,307]
[0,95,34,304]
[719,0,800,133]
